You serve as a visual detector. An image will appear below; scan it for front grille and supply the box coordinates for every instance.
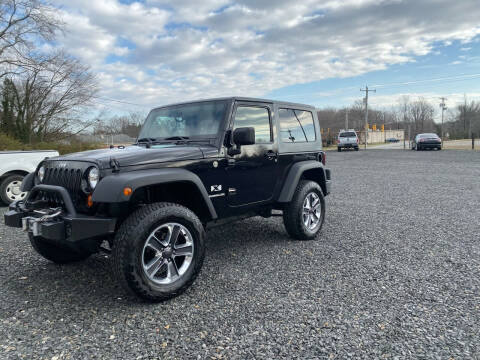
[39,163,92,211]
[43,167,83,194]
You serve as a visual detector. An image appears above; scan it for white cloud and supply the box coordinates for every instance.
[50,0,480,110]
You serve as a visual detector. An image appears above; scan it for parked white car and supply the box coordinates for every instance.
[0,150,59,204]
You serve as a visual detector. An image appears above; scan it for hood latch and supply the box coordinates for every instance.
[110,157,120,172]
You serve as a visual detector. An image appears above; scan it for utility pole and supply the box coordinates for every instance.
[468,103,472,140]
[439,97,447,142]
[383,111,386,143]
[463,94,467,138]
[345,108,349,130]
[360,85,376,149]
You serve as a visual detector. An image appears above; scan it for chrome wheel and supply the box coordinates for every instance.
[141,223,194,285]
[5,180,27,202]
[302,192,321,231]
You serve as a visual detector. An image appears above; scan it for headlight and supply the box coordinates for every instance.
[38,166,45,182]
[88,167,99,189]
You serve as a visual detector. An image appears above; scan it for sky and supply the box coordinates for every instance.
[50,0,480,119]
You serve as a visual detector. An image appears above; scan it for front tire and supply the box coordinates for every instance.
[112,202,205,302]
[0,174,27,205]
[29,234,91,263]
[283,180,325,240]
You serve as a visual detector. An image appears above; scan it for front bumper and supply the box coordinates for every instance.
[4,185,116,251]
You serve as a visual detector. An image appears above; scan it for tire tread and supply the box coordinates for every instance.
[112,202,205,302]
[283,180,325,240]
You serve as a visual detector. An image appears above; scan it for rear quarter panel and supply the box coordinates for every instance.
[273,102,324,201]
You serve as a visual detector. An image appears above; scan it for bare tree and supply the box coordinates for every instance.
[3,51,97,142]
[451,97,480,139]
[0,0,61,78]
[408,97,435,134]
[94,111,145,139]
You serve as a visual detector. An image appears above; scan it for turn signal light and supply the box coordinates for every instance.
[87,194,93,207]
[123,187,133,196]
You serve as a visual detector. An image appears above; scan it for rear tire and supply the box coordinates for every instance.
[0,174,27,205]
[355,147,359,151]
[112,202,205,302]
[29,234,91,264]
[283,180,325,240]
[337,147,341,152]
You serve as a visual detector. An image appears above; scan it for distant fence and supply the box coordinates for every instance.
[359,130,404,144]
[321,129,404,146]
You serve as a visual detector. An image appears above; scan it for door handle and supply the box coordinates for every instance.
[265,151,277,160]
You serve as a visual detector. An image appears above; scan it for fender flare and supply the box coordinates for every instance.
[92,168,217,219]
[20,172,35,192]
[277,160,328,202]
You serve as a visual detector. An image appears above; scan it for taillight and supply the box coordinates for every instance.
[356,137,359,143]
[320,151,326,165]
[336,139,340,144]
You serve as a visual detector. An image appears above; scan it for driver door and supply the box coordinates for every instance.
[226,102,278,207]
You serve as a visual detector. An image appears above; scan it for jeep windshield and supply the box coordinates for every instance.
[138,100,227,142]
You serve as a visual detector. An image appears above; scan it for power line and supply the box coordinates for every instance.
[313,72,480,100]
[91,99,148,113]
[373,73,480,88]
[91,95,150,108]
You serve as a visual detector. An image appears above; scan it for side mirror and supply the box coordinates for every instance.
[233,127,255,146]
[227,127,255,156]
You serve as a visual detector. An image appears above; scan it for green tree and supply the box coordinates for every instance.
[0,77,15,135]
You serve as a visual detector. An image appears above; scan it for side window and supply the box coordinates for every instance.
[234,106,272,143]
[294,110,316,141]
[279,108,316,143]
[279,108,306,142]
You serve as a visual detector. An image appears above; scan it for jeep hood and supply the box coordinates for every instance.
[49,144,209,169]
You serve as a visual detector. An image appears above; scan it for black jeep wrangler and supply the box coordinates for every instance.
[4,97,331,301]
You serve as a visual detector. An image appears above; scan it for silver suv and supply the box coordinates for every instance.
[337,130,359,152]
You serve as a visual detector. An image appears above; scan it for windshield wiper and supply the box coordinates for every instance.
[169,136,214,145]
[163,136,190,140]
[136,137,160,148]
[137,137,155,143]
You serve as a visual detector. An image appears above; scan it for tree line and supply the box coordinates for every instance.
[317,95,480,141]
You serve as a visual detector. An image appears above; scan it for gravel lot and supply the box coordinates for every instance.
[1,150,479,359]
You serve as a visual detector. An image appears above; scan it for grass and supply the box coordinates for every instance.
[442,139,479,150]
[0,132,100,154]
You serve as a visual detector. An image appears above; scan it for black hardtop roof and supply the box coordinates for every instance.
[152,97,316,111]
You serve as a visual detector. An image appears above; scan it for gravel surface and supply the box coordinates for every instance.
[1,149,479,359]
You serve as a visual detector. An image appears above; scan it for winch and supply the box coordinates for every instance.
[22,207,63,236]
